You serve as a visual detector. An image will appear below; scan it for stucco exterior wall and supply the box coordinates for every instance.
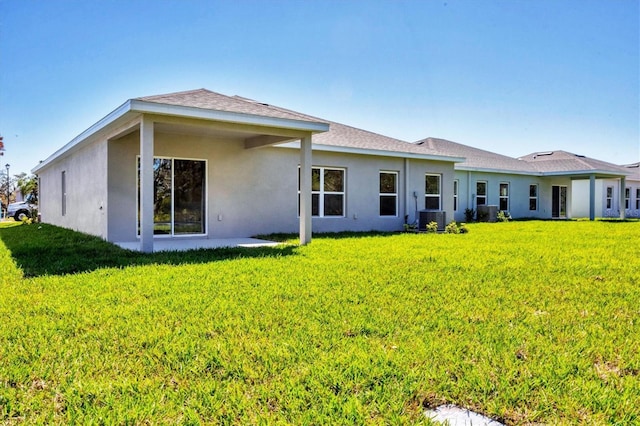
[572,178,640,219]
[106,131,456,242]
[453,171,556,221]
[38,139,108,237]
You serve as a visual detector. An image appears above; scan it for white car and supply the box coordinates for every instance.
[7,193,37,221]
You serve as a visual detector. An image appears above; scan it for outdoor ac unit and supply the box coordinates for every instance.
[418,210,446,231]
[477,205,498,222]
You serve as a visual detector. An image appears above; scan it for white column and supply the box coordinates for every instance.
[619,177,626,220]
[404,158,410,223]
[299,134,312,245]
[140,116,154,253]
[589,174,596,221]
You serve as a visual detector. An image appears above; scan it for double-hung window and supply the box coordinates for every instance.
[499,183,509,211]
[625,187,630,209]
[476,181,487,206]
[379,171,398,216]
[299,166,345,217]
[453,180,459,211]
[529,184,538,211]
[606,186,613,209]
[425,174,441,210]
[636,189,640,210]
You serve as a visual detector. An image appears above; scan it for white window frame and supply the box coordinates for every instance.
[453,179,459,211]
[499,182,509,212]
[529,184,538,211]
[636,188,640,210]
[136,156,208,238]
[425,173,441,210]
[298,166,346,218]
[379,171,398,217]
[476,181,487,206]
[606,186,613,209]
[625,187,630,209]
[61,171,66,216]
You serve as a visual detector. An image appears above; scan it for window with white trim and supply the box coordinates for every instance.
[625,187,630,209]
[529,184,538,211]
[606,186,613,209]
[499,182,509,211]
[636,188,640,210]
[476,181,487,206]
[425,174,441,210]
[298,166,345,217]
[379,171,398,216]
[453,180,459,211]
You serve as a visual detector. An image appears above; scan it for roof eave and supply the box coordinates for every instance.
[130,100,329,133]
[278,142,464,162]
[455,165,540,176]
[33,100,134,174]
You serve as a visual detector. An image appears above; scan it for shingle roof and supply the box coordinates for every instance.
[135,89,460,159]
[136,88,324,124]
[518,150,628,175]
[621,162,640,181]
[416,137,538,173]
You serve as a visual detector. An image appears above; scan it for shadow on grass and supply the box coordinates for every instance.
[0,223,298,278]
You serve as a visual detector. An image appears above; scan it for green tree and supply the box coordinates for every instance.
[14,173,38,201]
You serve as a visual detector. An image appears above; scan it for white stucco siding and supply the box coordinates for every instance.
[37,139,108,237]
[105,131,457,241]
[453,171,554,221]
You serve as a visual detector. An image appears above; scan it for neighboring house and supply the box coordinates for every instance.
[417,138,563,221]
[519,151,633,220]
[572,162,640,219]
[32,89,461,252]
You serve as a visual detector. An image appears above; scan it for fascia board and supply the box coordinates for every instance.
[277,141,464,163]
[455,165,542,176]
[540,169,631,178]
[32,100,133,173]
[129,100,329,134]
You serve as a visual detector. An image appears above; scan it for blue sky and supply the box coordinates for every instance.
[1,0,638,176]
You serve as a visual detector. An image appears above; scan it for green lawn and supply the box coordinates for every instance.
[0,221,638,424]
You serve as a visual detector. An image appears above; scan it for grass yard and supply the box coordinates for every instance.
[0,221,639,424]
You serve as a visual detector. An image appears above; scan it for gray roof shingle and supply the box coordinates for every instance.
[416,137,538,173]
[518,150,629,175]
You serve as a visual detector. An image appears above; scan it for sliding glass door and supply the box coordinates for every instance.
[138,157,206,236]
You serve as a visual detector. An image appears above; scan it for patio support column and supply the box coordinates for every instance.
[619,177,626,219]
[589,174,596,221]
[140,116,155,253]
[404,158,410,223]
[299,134,312,245]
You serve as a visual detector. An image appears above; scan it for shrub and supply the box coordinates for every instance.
[464,208,476,222]
[497,211,511,222]
[459,223,469,234]
[425,221,439,233]
[444,221,460,234]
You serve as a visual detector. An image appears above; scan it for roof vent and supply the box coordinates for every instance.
[533,151,553,159]
[575,154,585,158]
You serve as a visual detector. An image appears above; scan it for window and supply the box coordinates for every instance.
[499,183,509,211]
[529,184,538,211]
[61,171,66,216]
[298,166,345,217]
[476,181,487,206]
[636,188,640,210]
[606,186,613,209]
[379,171,397,216]
[625,187,630,209]
[425,174,441,210]
[453,180,459,211]
[137,157,206,235]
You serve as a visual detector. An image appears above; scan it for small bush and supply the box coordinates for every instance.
[444,221,460,234]
[497,211,511,222]
[459,223,469,234]
[464,208,476,222]
[425,221,439,233]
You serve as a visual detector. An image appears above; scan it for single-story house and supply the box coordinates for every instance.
[32,89,462,252]
[32,89,636,252]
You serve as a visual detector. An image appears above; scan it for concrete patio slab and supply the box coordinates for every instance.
[115,238,280,252]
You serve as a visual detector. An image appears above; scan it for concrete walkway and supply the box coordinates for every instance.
[115,237,280,252]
